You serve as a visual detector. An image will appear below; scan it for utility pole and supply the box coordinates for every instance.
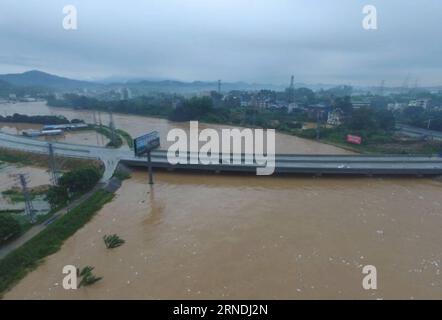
[402,73,410,94]
[48,143,58,186]
[18,174,36,223]
[147,151,154,185]
[109,111,116,146]
[379,80,385,96]
[98,111,104,145]
[218,80,221,94]
[316,109,321,141]
[288,75,295,103]
[92,111,100,145]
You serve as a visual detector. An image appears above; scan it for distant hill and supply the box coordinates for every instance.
[0,70,99,90]
[0,70,364,95]
[121,80,286,94]
[0,79,50,98]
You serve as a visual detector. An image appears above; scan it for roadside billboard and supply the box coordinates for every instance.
[134,131,160,156]
[346,134,362,145]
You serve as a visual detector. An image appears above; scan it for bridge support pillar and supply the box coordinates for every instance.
[147,151,154,185]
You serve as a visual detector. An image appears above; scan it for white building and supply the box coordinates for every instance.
[327,108,344,126]
[408,99,431,109]
[387,102,407,111]
[287,102,300,113]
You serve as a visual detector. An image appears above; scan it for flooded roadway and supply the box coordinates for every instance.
[0,122,110,147]
[1,102,441,299]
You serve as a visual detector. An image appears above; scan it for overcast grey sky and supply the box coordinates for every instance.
[0,0,441,86]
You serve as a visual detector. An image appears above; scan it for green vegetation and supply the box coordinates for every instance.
[92,125,123,148]
[0,148,103,171]
[0,209,23,215]
[78,266,102,287]
[46,166,102,208]
[103,234,125,249]
[2,187,47,203]
[0,214,21,245]
[296,127,442,154]
[0,189,114,297]
[397,106,442,132]
[45,90,442,155]
[116,129,133,149]
[47,94,172,118]
[0,113,84,125]
[112,168,131,181]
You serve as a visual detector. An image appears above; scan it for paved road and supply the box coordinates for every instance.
[0,183,104,260]
[397,124,442,141]
[1,131,442,177]
[0,132,124,181]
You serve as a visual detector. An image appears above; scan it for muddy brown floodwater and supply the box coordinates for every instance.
[1,102,441,299]
[0,122,110,147]
[0,163,51,193]
[0,102,352,153]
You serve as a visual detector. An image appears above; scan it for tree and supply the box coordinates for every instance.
[168,96,213,121]
[58,166,101,195]
[401,106,426,126]
[374,109,395,131]
[46,166,101,207]
[294,88,316,105]
[0,214,21,244]
[346,107,375,130]
[334,96,353,114]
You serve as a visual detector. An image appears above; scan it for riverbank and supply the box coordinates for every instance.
[0,189,115,297]
[0,147,103,171]
[44,99,442,155]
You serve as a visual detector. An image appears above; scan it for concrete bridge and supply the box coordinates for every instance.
[1,132,442,180]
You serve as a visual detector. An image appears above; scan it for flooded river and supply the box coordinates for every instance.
[0,102,351,154]
[1,102,441,299]
[0,122,109,147]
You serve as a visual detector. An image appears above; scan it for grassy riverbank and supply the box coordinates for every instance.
[0,148,103,170]
[0,189,114,298]
[45,97,441,155]
[295,127,442,155]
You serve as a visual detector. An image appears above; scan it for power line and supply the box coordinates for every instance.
[93,111,100,145]
[48,143,58,186]
[16,173,36,223]
[108,110,116,146]
[379,80,385,96]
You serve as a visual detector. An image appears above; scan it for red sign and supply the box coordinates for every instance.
[346,134,362,145]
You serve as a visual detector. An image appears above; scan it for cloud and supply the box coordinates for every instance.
[0,0,441,86]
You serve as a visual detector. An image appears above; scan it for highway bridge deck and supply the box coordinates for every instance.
[1,132,442,179]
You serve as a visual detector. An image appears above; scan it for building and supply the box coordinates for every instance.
[287,102,300,113]
[387,102,407,111]
[327,108,344,126]
[305,103,330,119]
[42,123,88,131]
[22,129,63,137]
[351,100,371,109]
[408,99,431,109]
